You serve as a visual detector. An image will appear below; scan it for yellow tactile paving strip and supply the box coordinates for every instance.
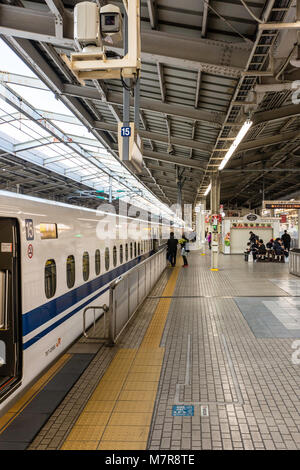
[0,354,71,434]
[61,266,180,450]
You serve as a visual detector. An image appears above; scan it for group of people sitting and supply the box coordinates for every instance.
[245,230,291,262]
[167,232,190,267]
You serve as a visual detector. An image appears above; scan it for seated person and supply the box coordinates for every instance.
[244,242,251,261]
[266,238,274,260]
[273,238,284,261]
[250,239,259,260]
[257,239,267,261]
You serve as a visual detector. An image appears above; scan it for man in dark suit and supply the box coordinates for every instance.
[281,230,291,251]
[167,232,178,267]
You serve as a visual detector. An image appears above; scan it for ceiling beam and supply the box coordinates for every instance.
[0,4,251,77]
[0,72,224,127]
[201,0,209,38]
[147,0,158,30]
[157,62,166,103]
[238,130,300,153]
[142,150,206,170]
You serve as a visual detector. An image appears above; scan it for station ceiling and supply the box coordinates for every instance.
[0,0,300,210]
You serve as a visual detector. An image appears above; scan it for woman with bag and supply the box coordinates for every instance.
[179,234,189,267]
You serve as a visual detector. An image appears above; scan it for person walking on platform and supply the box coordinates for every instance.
[167,232,178,267]
[281,230,291,251]
[179,234,189,267]
[207,231,212,250]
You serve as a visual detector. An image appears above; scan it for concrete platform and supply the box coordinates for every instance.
[3,250,299,450]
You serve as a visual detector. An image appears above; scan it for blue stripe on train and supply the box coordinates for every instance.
[22,251,155,350]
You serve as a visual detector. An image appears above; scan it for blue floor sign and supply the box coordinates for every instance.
[172,405,194,416]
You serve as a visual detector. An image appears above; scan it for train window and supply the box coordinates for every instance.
[130,242,133,259]
[95,249,101,275]
[125,243,128,261]
[45,259,56,299]
[138,242,140,255]
[120,244,123,264]
[40,223,58,240]
[134,242,137,257]
[105,247,110,271]
[66,255,75,289]
[113,246,117,267]
[82,252,90,281]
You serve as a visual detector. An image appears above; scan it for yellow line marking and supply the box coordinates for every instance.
[0,354,71,434]
[61,261,181,451]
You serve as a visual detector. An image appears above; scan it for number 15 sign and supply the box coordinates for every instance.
[120,126,131,137]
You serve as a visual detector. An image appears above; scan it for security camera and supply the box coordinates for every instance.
[74,2,102,48]
[74,2,123,51]
[100,4,123,45]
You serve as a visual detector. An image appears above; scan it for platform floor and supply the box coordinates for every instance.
[1,249,300,450]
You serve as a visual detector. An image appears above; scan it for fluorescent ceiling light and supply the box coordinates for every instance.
[219,119,253,171]
[204,183,211,196]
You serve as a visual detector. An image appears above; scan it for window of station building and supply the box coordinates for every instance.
[113,246,117,267]
[120,244,123,264]
[95,249,101,276]
[45,259,56,299]
[138,242,140,255]
[66,255,75,289]
[82,251,90,281]
[125,243,128,261]
[134,242,137,258]
[130,242,133,259]
[105,247,110,271]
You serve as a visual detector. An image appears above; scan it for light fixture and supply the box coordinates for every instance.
[204,183,211,196]
[219,119,253,171]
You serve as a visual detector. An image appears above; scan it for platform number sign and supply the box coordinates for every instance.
[25,219,34,241]
[121,126,131,137]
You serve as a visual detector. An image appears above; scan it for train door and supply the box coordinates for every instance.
[0,218,22,400]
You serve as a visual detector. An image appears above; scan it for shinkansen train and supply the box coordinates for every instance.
[0,190,180,413]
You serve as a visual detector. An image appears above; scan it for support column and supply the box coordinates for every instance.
[195,198,206,249]
[298,210,300,248]
[175,166,185,219]
[210,173,220,271]
[122,9,130,163]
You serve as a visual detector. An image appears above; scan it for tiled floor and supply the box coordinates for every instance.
[28,250,300,450]
[148,252,300,450]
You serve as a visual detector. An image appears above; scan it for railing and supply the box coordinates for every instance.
[108,247,167,344]
[83,304,109,340]
[289,248,300,277]
[82,247,167,345]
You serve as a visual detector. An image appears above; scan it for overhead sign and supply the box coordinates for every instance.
[264,200,300,209]
[244,213,260,222]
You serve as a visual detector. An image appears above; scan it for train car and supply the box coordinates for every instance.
[0,190,176,413]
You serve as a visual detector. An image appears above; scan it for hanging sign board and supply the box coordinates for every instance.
[264,200,300,209]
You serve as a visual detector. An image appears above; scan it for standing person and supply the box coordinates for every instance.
[179,234,189,267]
[249,231,256,243]
[167,232,178,267]
[281,230,291,251]
[207,231,212,250]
